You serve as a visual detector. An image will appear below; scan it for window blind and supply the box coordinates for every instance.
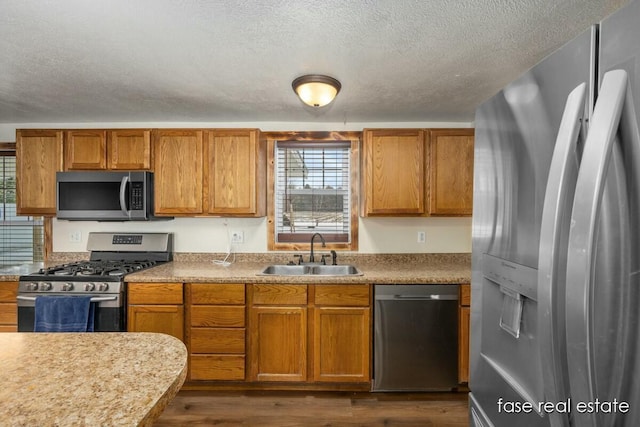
[0,154,44,266]
[275,141,351,243]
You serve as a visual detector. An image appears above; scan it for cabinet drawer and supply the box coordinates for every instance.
[251,284,307,305]
[128,283,183,304]
[190,283,245,305]
[314,285,370,306]
[460,284,471,306]
[190,354,245,381]
[191,305,245,327]
[190,328,245,353]
[0,303,17,324]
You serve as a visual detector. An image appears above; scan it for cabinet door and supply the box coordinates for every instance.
[127,304,184,341]
[16,130,64,215]
[248,306,307,382]
[108,129,152,170]
[313,307,370,382]
[428,129,474,216]
[64,130,107,170]
[205,129,265,216]
[362,129,426,215]
[153,129,204,215]
[0,281,18,332]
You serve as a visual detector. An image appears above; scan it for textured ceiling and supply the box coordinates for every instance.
[0,0,630,124]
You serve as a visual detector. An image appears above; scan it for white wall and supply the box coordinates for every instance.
[4,120,473,254]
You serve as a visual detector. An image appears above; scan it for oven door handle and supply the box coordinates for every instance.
[17,296,117,302]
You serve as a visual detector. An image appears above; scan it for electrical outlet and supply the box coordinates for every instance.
[230,230,244,244]
[69,231,82,243]
[417,231,426,243]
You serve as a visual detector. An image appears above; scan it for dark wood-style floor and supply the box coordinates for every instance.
[154,390,469,426]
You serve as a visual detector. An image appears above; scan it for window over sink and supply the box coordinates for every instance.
[266,133,359,251]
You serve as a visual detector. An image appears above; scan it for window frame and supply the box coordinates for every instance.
[266,132,360,252]
[0,142,51,265]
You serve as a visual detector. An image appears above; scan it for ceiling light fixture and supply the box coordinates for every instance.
[292,74,341,107]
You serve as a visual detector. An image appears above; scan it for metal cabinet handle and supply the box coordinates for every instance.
[537,82,586,425]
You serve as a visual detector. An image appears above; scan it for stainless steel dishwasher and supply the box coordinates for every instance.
[373,284,459,391]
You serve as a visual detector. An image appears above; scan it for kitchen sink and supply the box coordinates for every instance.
[308,265,362,276]
[258,264,363,276]
[259,265,311,275]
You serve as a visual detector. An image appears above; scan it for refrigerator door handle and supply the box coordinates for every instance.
[537,83,586,426]
[565,69,631,426]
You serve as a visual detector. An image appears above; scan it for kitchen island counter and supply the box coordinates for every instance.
[0,332,187,426]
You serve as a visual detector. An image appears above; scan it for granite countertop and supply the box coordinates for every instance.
[0,253,471,284]
[125,253,471,284]
[0,332,187,426]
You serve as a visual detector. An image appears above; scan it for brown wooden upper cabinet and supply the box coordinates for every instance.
[361,129,427,216]
[428,129,474,216]
[153,129,204,215]
[361,128,474,217]
[153,128,265,217]
[205,129,265,216]
[64,129,152,171]
[16,129,64,216]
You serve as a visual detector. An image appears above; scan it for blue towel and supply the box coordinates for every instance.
[34,296,95,332]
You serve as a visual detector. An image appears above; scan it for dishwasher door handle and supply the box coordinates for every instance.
[375,294,458,301]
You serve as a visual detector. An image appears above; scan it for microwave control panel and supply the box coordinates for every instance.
[130,182,144,209]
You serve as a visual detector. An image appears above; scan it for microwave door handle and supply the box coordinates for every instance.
[119,175,130,217]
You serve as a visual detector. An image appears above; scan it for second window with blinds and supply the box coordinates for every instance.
[268,139,358,251]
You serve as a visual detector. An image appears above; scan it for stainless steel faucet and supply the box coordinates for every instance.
[309,233,326,263]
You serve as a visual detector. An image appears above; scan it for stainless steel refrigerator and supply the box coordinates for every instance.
[470,0,640,425]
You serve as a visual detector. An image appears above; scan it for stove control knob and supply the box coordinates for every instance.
[39,282,52,291]
[98,283,109,292]
[62,283,74,291]
[84,283,96,292]
[27,282,39,291]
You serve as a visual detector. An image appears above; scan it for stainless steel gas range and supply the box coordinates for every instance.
[17,232,173,332]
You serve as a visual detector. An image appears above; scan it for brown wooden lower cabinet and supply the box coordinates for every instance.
[248,285,308,382]
[188,283,246,381]
[458,283,471,383]
[0,281,18,332]
[247,283,371,385]
[313,306,370,382]
[122,282,384,390]
[127,282,184,341]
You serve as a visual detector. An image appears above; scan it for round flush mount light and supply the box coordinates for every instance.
[292,74,341,107]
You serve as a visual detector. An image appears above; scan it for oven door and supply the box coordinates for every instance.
[17,293,125,332]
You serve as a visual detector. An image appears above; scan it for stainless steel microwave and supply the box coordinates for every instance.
[56,171,170,221]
